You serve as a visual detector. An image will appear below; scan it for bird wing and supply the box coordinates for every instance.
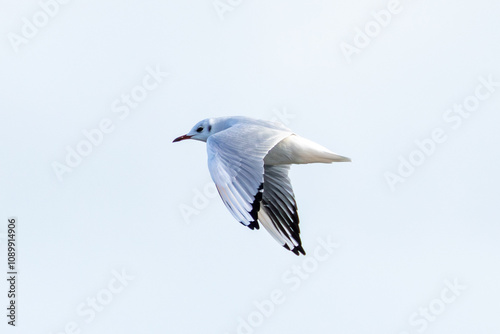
[206,124,292,229]
[258,164,305,255]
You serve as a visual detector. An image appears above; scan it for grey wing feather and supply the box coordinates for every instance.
[207,124,292,228]
[258,164,305,255]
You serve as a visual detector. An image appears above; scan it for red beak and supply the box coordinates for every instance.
[173,134,192,143]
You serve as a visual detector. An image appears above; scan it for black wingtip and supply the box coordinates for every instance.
[249,183,264,221]
[284,244,306,256]
[247,221,260,230]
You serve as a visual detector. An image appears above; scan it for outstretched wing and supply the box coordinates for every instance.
[207,124,291,229]
[258,164,305,255]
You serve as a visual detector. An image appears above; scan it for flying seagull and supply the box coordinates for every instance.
[173,116,350,255]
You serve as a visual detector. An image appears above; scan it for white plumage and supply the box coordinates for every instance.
[173,116,350,255]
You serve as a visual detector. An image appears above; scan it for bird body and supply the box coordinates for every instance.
[173,116,350,255]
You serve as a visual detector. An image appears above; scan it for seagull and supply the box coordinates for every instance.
[173,116,350,255]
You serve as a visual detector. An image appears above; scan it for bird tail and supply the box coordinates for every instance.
[315,151,351,163]
[265,135,351,165]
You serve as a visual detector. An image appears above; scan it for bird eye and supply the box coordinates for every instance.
[196,127,203,133]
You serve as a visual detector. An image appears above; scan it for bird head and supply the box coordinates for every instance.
[173,118,213,143]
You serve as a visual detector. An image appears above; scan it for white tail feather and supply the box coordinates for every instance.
[264,135,351,165]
